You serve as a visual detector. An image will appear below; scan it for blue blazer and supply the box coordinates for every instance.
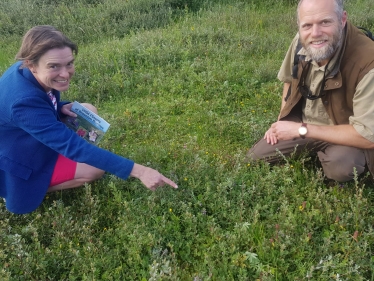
[0,62,134,214]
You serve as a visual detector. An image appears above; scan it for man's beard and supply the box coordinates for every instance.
[302,25,343,63]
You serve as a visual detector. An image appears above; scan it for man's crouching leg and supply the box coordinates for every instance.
[317,145,366,182]
[246,137,314,164]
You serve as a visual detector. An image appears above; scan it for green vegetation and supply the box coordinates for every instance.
[1,0,373,280]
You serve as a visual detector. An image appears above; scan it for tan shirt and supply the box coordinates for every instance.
[278,34,374,141]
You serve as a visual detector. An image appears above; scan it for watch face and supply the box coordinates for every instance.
[299,126,307,135]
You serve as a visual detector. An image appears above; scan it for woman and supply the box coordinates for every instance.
[0,25,177,214]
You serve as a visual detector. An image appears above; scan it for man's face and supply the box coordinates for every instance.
[298,0,347,65]
[28,47,75,92]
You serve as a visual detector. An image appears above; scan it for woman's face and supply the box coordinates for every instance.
[28,47,75,92]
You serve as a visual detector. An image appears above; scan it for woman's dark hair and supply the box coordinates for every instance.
[15,25,78,67]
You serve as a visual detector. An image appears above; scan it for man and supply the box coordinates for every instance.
[247,0,374,182]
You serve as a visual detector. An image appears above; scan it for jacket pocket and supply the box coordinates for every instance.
[0,156,32,180]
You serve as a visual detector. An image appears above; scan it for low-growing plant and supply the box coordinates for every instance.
[0,0,373,280]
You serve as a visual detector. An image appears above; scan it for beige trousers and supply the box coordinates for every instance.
[247,131,366,182]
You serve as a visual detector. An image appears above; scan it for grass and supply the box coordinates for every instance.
[1,0,374,280]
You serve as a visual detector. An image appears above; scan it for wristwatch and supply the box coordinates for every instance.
[298,123,308,139]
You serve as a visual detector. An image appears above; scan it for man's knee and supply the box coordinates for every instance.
[246,137,310,164]
[318,148,366,182]
[323,163,365,182]
[246,139,280,163]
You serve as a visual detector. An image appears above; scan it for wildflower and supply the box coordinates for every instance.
[169,208,172,212]
[269,238,275,247]
[306,232,312,242]
[352,230,359,242]
[299,201,306,211]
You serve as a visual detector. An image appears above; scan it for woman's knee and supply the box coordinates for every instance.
[81,103,98,114]
[85,168,105,182]
[76,163,104,182]
[89,168,105,181]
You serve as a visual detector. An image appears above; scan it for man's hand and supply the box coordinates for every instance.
[130,163,178,191]
[263,127,279,145]
[265,121,300,145]
[61,103,77,117]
